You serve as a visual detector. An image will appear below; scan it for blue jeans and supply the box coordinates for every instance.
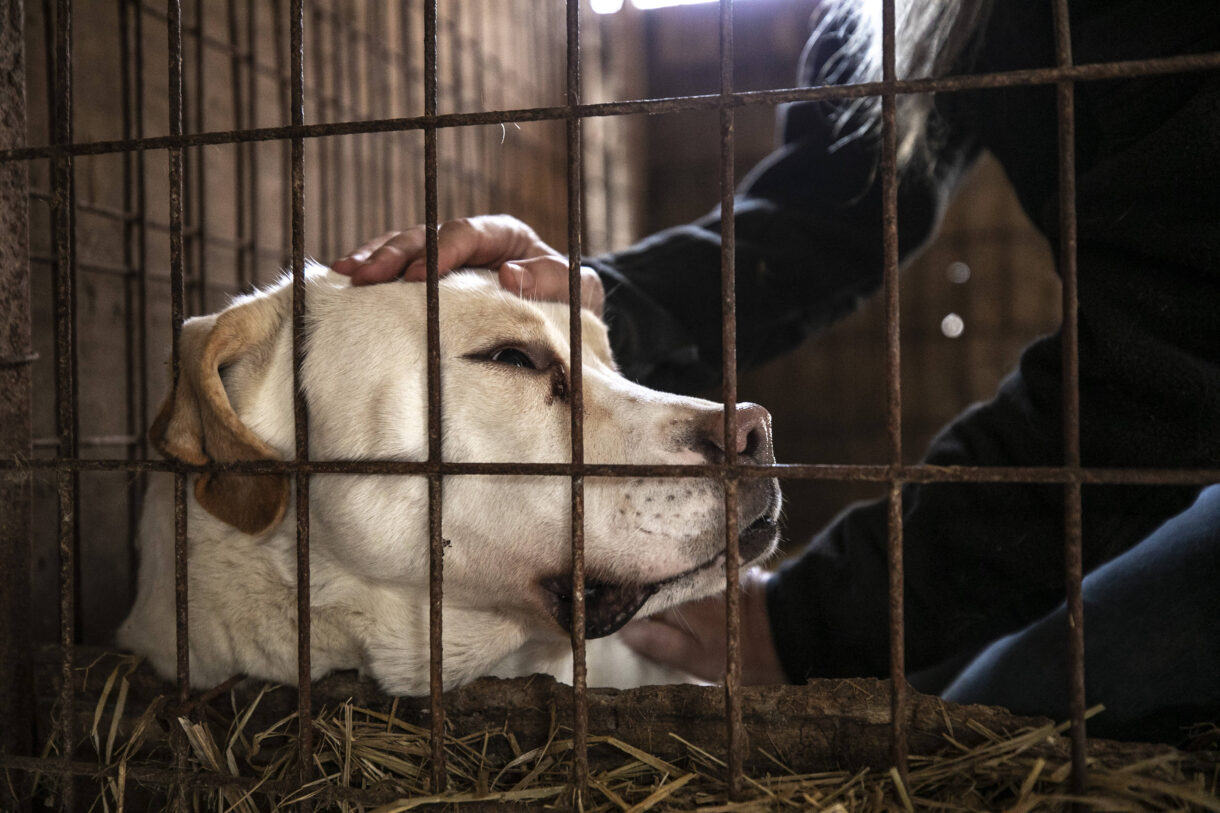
[940,485,1220,743]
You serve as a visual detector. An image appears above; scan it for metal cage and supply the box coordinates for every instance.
[3,0,1220,809]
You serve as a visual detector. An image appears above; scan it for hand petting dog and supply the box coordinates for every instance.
[332,214,605,315]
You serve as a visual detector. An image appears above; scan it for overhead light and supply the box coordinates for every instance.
[591,0,625,13]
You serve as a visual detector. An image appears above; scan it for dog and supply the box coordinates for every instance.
[118,266,781,695]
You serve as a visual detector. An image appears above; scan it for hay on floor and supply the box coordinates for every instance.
[19,648,1220,812]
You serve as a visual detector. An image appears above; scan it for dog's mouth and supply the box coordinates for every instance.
[541,513,780,639]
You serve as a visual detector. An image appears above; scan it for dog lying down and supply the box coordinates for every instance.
[118,266,781,695]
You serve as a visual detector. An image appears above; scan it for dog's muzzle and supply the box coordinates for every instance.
[542,479,780,639]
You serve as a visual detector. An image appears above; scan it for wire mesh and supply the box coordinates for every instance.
[1,0,1218,809]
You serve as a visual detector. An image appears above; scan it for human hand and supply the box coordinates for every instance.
[331,214,604,314]
[618,568,787,685]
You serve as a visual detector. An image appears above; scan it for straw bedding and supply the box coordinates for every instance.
[21,648,1220,811]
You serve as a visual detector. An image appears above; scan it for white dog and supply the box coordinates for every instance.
[118,266,780,695]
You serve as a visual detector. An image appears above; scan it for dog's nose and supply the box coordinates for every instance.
[694,402,774,464]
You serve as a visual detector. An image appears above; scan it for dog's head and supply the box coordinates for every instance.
[153,269,779,672]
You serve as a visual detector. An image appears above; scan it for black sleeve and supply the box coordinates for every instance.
[765,4,1220,685]
[590,63,979,396]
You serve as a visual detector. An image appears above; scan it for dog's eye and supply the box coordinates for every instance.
[490,347,536,369]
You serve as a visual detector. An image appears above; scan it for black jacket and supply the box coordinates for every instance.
[589,1,1220,683]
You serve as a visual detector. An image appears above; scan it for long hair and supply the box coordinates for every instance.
[810,0,993,168]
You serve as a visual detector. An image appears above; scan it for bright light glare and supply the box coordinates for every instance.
[941,313,965,339]
[591,0,625,13]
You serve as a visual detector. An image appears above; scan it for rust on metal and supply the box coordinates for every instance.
[3,455,1220,486]
[287,0,315,788]
[120,0,151,593]
[1052,0,1089,796]
[5,51,1220,165]
[423,0,447,793]
[50,1,80,808]
[716,0,745,800]
[0,1,34,802]
[879,0,909,784]
[227,0,250,292]
[565,0,590,801]
[246,0,261,285]
[7,3,1219,805]
[168,0,191,709]
[192,0,209,312]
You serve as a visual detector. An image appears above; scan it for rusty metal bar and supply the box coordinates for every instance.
[167,19,192,804]
[716,0,745,801]
[379,4,393,231]
[397,0,413,225]
[228,0,250,291]
[33,435,139,449]
[49,0,79,807]
[246,0,260,285]
[120,0,140,595]
[0,1,33,803]
[344,8,366,234]
[1051,0,1088,797]
[327,1,346,254]
[5,50,1220,164]
[564,0,589,803]
[273,0,290,262]
[168,0,190,708]
[192,0,208,312]
[879,0,909,785]
[127,0,151,590]
[286,0,313,792]
[4,456,1220,486]
[309,2,328,262]
[423,0,447,793]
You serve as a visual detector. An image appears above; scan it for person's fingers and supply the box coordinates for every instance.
[398,218,494,282]
[331,231,404,276]
[354,216,552,284]
[501,259,605,315]
[342,228,428,285]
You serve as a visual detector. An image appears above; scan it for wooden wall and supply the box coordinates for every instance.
[22,0,642,645]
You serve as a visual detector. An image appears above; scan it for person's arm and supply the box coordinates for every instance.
[590,98,979,395]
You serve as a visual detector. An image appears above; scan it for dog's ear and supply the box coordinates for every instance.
[149,295,290,535]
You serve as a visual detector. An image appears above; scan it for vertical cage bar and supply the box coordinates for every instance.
[273,0,290,263]
[122,0,150,598]
[564,0,589,802]
[287,0,314,789]
[716,0,745,801]
[397,0,413,225]
[50,1,78,807]
[309,1,328,261]
[879,0,909,783]
[167,0,191,711]
[327,4,346,255]
[423,0,447,793]
[378,5,393,232]
[227,0,249,291]
[1051,0,1087,796]
[344,9,366,233]
[120,0,141,591]
[245,0,260,284]
[0,1,33,800]
[192,0,208,312]
[134,1,148,460]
